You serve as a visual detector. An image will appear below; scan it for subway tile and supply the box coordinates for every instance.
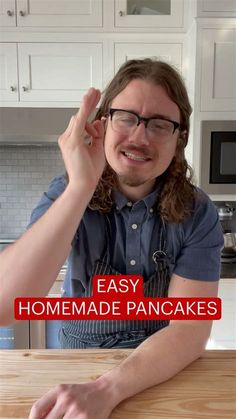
[0,145,64,237]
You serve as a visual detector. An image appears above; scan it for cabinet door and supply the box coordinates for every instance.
[30,320,61,349]
[17,0,102,27]
[115,42,182,73]
[0,0,16,26]
[202,0,236,11]
[0,43,19,103]
[198,0,236,16]
[201,29,236,111]
[18,43,103,103]
[30,279,63,349]
[208,279,236,349]
[115,0,184,28]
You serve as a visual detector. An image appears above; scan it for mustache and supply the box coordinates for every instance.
[119,145,151,158]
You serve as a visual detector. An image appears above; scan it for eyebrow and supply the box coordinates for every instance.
[122,109,179,123]
[150,112,177,120]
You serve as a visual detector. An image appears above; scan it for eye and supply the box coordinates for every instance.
[114,112,136,125]
[150,119,172,132]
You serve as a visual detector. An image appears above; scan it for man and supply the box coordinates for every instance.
[0,59,223,418]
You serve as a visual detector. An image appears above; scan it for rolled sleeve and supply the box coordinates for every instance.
[27,175,66,228]
[174,192,224,281]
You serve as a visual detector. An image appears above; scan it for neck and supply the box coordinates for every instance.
[117,178,156,202]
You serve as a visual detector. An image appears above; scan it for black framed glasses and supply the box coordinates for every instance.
[108,108,181,140]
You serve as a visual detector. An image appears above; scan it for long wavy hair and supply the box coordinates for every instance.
[88,59,196,223]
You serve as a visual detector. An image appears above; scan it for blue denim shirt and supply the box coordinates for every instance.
[28,175,224,297]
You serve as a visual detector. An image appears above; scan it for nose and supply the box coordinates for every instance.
[128,122,150,145]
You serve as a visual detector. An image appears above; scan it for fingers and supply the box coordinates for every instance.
[91,120,105,144]
[29,387,57,419]
[72,88,101,137]
[85,121,98,139]
[42,401,65,419]
[59,88,101,150]
[62,115,76,137]
[85,120,104,141]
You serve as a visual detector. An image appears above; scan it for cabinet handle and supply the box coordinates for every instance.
[10,86,16,92]
[22,86,28,92]
[19,10,26,17]
[119,10,125,17]
[7,10,14,17]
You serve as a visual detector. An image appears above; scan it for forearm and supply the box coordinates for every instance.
[0,183,94,325]
[99,322,210,410]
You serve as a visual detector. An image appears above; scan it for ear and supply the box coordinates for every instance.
[101,116,108,132]
[178,130,188,147]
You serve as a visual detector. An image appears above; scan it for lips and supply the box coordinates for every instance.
[122,151,148,161]
[120,147,151,162]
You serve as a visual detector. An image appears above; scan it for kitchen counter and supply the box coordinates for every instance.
[0,350,235,418]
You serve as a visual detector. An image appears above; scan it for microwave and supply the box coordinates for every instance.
[200,121,236,195]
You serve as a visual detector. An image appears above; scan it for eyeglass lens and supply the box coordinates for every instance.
[110,110,176,138]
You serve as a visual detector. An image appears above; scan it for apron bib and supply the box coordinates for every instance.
[60,215,172,348]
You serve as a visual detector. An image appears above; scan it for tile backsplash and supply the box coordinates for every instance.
[0,145,65,238]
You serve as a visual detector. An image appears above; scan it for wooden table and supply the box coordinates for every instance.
[0,350,235,418]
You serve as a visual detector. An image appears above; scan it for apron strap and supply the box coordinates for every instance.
[99,330,149,348]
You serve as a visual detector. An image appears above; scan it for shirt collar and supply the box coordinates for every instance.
[112,179,163,212]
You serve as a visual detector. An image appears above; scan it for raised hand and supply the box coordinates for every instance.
[58,88,106,193]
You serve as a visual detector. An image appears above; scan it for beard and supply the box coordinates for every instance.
[117,173,152,187]
[104,157,158,190]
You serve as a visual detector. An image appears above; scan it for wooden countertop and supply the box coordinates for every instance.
[0,350,235,418]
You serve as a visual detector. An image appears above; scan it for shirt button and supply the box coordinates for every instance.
[149,208,154,213]
[127,201,133,207]
[131,223,138,230]
[130,259,136,266]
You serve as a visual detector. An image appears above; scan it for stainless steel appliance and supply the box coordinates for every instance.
[200,121,236,195]
[214,202,236,278]
[0,239,64,349]
[0,107,76,145]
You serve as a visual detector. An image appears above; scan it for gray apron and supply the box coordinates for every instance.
[60,214,172,349]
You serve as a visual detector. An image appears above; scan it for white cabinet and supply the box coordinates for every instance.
[18,43,103,103]
[0,43,18,103]
[0,0,102,27]
[0,42,103,105]
[197,0,236,17]
[0,0,16,26]
[115,41,183,73]
[115,0,184,29]
[208,279,236,349]
[0,1,194,107]
[200,28,236,112]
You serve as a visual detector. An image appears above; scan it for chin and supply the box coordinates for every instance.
[117,172,156,187]
[118,176,145,187]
